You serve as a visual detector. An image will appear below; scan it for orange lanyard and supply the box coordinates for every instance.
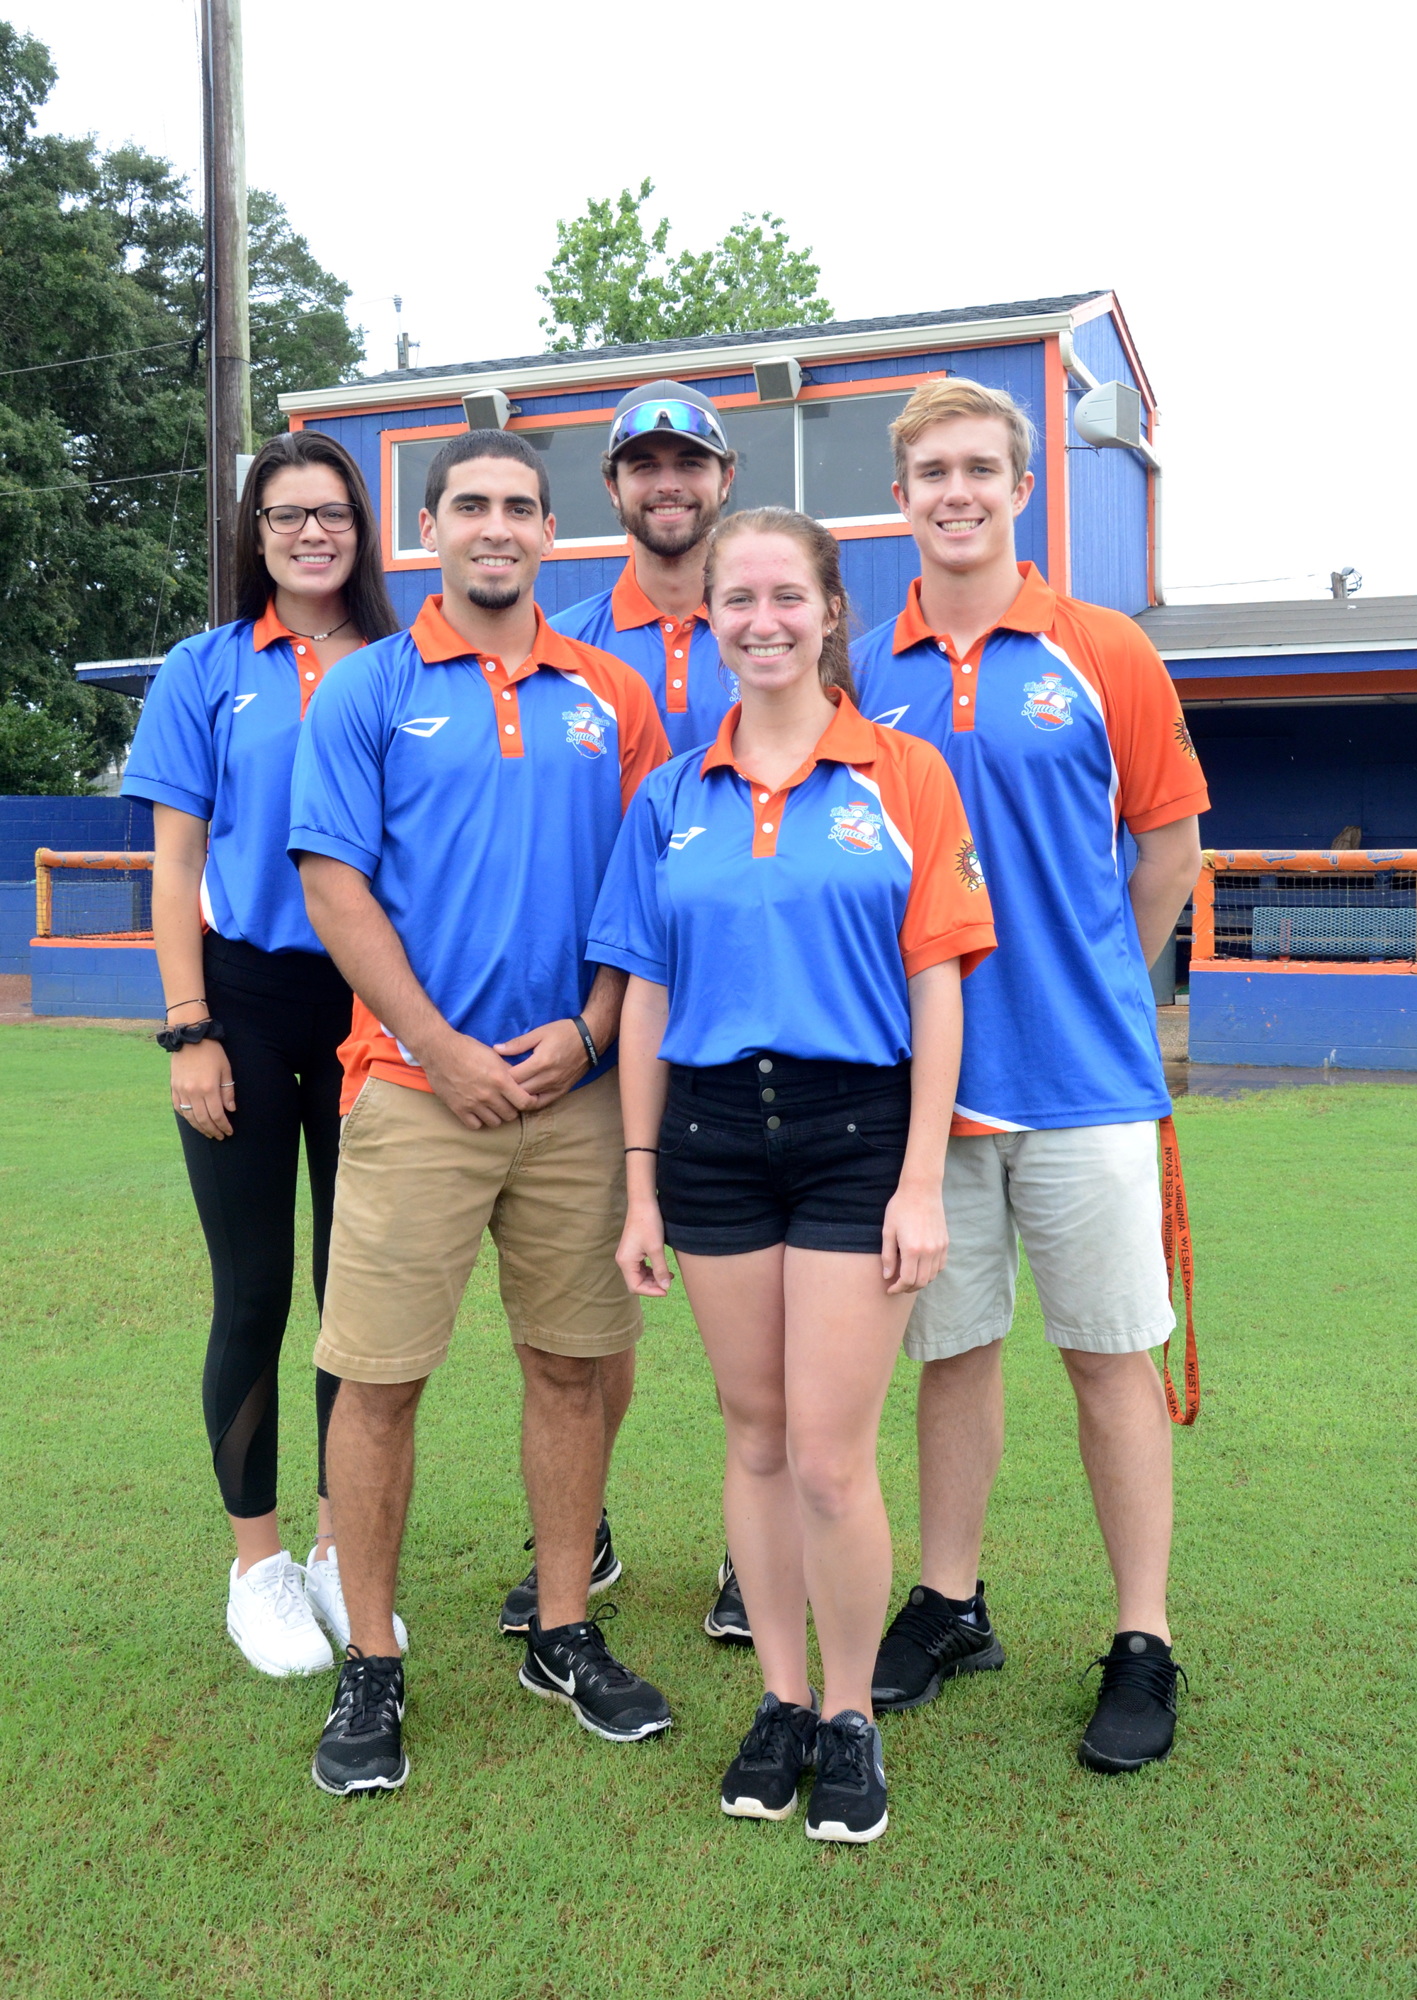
[1158,1114,1199,1425]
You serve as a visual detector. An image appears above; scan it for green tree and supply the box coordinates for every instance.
[538,178,832,352]
[0,20,364,792]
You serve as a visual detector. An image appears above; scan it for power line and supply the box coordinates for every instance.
[0,467,206,499]
[0,338,196,382]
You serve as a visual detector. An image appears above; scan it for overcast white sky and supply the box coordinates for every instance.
[26,0,1413,602]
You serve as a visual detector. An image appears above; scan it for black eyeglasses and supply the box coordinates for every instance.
[256,503,358,534]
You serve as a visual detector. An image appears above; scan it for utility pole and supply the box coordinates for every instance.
[201,0,253,627]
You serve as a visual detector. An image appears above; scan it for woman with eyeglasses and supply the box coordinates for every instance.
[122,431,403,1678]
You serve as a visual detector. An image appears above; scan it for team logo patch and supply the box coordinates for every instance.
[829,800,883,855]
[1174,715,1198,761]
[398,716,449,737]
[563,704,607,757]
[955,836,986,892]
[1021,671,1078,730]
[668,827,706,850]
[233,693,258,713]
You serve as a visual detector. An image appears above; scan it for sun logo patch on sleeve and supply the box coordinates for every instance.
[828,800,883,854]
[1174,715,1198,761]
[563,704,608,758]
[955,836,986,891]
[1021,671,1078,730]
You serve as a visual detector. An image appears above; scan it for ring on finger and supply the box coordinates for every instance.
[178,1102,193,1109]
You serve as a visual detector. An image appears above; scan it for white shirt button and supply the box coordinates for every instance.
[673,649,684,659]
[961,663,973,673]
[504,723,516,734]
[502,689,512,700]
[958,695,970,707]
[672,678,683,689]
[761,821,774,833]
[664,622,674,633]
[759,792,770,803]
[304,671,315,681]
[938,641,948,653]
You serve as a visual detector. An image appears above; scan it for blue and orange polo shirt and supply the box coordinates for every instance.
[588,692,995,1070]
[852,563,1210,1133]
[288,595,670,1106]
[550,550,735,756]
[122,603,345,955]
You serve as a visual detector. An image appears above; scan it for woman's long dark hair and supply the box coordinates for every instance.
[234,431,398,640]
[704,507,857,703]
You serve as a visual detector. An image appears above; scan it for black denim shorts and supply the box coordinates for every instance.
[656,1053,913,1257]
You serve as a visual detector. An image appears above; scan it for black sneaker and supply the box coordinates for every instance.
[805,1710,888,1844]
[311,1649,408,1796]
[721,1691,819,1820]
[498,1511,621,1635]
[1078,1631,1187,1773]
[703,1551,753,1644]
[871,1581,1005,1712]
[520,1605,671,1742]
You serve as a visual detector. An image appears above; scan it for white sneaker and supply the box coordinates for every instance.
[226,1552,335,1677]
[304,1543,408,1655]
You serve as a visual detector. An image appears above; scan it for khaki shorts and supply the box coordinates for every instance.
[314,1071,642,1383]
[904,1121,1175,1362]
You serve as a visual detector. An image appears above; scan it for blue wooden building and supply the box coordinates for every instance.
[278,290,1160,627]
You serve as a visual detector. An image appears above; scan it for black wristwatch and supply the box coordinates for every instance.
[155,1020,226,1053]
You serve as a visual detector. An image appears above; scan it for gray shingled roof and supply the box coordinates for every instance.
[1136,598,1417,655]
[358,294,1107,389]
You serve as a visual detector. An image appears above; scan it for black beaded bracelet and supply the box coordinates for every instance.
[624,1146,659,1155]
[571,1013,599,1070]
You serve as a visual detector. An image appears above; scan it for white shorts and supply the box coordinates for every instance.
[904,1122,1175,1362]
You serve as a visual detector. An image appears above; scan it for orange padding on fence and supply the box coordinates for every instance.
[1204,849,1417,873]
[34,849,154,870]
[1158,1115,1199,1426]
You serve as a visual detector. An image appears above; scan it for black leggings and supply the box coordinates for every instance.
[177,932,352,1519]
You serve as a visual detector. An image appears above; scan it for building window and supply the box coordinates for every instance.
[521,426,624,544]
[800,394,909,522]
[723,393,908,522]
[391,435,446,560]
[387,391,912,560]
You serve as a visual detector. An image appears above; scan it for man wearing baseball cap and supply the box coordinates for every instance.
[542,380,752,1649]
[550,381,738,758]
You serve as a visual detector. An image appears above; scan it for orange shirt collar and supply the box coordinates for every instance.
[409,594,586,677]
[700,689,877,779]
[891,561,1056,654]
[252,600,299,651]
[611,550,706,633]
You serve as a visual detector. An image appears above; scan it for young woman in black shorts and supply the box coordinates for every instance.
[122,431,402,1676]
[588,509,995,1840]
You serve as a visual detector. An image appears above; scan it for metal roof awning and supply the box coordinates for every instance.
[75,658,163,699]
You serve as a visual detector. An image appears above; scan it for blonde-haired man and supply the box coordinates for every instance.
[852,378,1208,1772]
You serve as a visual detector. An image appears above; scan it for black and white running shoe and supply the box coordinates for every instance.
[805,1710,888,1844]
[871,1581,1005,1712]
[1078,1631,1187,1773]
[520,1606,671,1743]
[498,1511,621,1635]
[721,1690,819,1820]
[311,1648,408,1796]
[703,1551,753,1644]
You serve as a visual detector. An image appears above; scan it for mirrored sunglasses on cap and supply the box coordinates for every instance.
[609,399,728,457]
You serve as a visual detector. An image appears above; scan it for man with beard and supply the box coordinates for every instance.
[550,380,738,756]
[541,382,753,1650]
[291,431,673,1793]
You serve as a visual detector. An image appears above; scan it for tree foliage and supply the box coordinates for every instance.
[538,179,832,352]
[0,20,364,791]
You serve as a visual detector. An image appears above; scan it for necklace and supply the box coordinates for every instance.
[284,614,353,642]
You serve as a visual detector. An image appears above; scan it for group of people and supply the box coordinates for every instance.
[123,372,1208,1845]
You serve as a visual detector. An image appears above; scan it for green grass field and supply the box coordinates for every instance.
[2,1025,1415,1998]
